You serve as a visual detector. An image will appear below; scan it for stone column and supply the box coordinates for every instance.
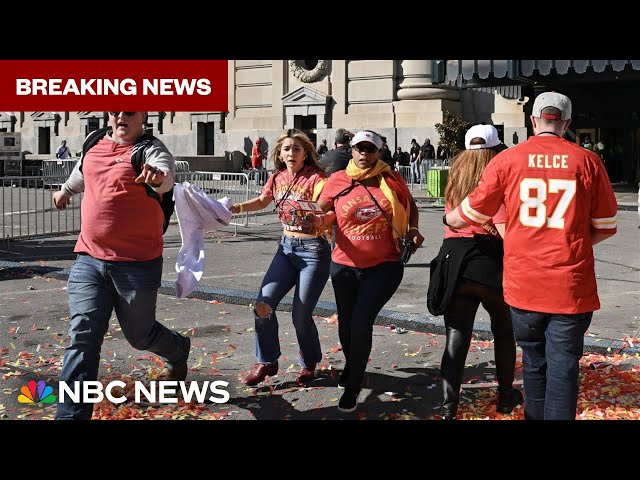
[397,60,459,101]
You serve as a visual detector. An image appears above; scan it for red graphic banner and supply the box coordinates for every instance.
[0,60,228,111]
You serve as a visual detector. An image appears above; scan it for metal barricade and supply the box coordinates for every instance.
[1,175,83,242]
[42,159,78,189]
[175,161,190,173]
[397,161,450,205]
[1,169,273,244]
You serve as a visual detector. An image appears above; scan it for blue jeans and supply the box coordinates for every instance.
[56,254,191,420]
[253,166,267,186]
[411,161,421,183]
[254,235,331,368]
[331,261,404,390]
[510,307,592,420]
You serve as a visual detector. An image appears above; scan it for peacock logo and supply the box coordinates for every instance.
[17,380,57,404]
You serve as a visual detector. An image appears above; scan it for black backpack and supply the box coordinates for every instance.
[80,126,175,233]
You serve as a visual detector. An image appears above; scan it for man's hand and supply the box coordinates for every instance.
[135,164,165,187]
[52,190,71,209]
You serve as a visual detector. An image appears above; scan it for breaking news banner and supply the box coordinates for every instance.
[0,60,228,111]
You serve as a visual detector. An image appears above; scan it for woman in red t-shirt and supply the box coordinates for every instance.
[230,129,332,387]
[436,124,522,420]
[318,130,424,413]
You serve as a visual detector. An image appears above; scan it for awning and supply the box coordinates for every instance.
[433,60,640,88]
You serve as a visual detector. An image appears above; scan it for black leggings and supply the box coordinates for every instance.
[331,261,404,390]
[441,279,516,407]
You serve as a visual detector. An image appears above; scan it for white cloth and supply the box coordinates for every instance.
[173,182,233,298]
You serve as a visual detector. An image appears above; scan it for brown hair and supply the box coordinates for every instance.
[444,148,499,208]
[270,129,321,171]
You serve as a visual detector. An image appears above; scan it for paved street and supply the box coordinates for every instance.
[0,186,638,421]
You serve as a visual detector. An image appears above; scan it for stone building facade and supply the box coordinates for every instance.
[3,59,638,182]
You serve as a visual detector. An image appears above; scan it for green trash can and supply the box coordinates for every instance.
[427,168,449,198]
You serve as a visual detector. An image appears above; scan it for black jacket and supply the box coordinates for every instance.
[427,235,504,316]
[318,146,352,176]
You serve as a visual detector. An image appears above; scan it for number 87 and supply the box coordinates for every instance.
[519,178,576,229]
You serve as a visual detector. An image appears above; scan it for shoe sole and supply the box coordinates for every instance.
[337,404,357,413]
[243,370,279,387]
[244,375,277,387]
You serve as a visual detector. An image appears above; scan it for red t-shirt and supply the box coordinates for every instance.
[262,165,327,234]
[457,135,617,314]
[320,170,411,268]
[76,137,164,261]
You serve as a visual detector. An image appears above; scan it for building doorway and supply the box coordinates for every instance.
[38,127,51,155]
[197,122,215,155]
[295,116,317,147]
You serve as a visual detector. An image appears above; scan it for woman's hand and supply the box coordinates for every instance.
[231,203,243,214]
[407,227,425,250]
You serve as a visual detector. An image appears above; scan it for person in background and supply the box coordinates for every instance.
[56,139,72,159]
[581,135,594,151]
[445,92,618,420]
[437,144,449,161]
[434,124,522,420]
[392,147,408,168]
[409,138,421,183]
[317,139,329,158]
[318,129,424,413]
[420,138,436,169]
[318,128,353,176]
[51,112,190,420]
[379,136,394,170]
[251,138,267,186]
[230,129,332,386]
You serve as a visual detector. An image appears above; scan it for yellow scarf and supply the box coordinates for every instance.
[345,159,408,241]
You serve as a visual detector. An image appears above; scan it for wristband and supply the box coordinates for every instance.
[408,226,419,233]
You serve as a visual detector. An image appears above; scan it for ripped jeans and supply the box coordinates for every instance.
[253,235,331,368]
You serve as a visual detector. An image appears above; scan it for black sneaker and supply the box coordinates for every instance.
[338,387,360,413]
[165,363,188,381]
[165,336,191,381]
[497,387,524,414]
[337,366,349,389]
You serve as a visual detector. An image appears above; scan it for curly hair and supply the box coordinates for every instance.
[444,148,499,208]
[270,129,321,171]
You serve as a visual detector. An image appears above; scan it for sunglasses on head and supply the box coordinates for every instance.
[109,111,136,117]
[354,143,378,154]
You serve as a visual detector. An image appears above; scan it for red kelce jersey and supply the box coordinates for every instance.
[458,135,617,314]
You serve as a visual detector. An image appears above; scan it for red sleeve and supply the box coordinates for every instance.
[261,171,276,199]
[589,156,617,234]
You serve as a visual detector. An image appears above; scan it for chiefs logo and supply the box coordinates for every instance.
[355,206,380,221]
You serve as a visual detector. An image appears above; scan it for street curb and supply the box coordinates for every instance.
[1,260,635,357]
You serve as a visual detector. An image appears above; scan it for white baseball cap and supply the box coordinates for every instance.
[532,92,572,121]
[465,124,501,150]
[351,130,383,150]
